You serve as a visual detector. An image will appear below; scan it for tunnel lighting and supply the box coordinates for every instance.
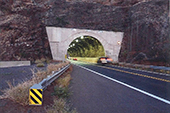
[86,30,91,32]
[76,39,79,42]
[117,41,121,45]
[73,43,75,46]
[81,36,84,39]
[73,29,77,31]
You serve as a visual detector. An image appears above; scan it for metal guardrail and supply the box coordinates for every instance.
[40,64,70,90]
[29,64,70,105]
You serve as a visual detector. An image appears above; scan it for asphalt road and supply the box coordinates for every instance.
[70,61,170,113]
[0,64,48,95]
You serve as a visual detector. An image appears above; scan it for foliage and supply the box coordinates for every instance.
[51,86,70,98]
[45,98,77,113]
[46,68,77,113]
[67,36,105,57]
[36,62,45,67]
[57,74,72,87]
[52,74,72,98]
[35,59,43,64]
[1,81,33,106]
[0,61,70,106]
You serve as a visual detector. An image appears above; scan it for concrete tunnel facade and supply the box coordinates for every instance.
[46,27,124,62]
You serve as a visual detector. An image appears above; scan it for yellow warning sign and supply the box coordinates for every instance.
[29,89,43,105]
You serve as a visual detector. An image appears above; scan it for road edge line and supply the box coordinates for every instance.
[74,64,170,105]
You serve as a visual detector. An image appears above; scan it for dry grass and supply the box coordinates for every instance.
[32,69,48,83]
[0,61,71,106]
[45,98,77,113]
[47,61,70,74]
[57,74,72,88]
[36,62,45,67]
[40,58,46,62]
[35,59,42,64]
[45,98,66,113]
[1,80,34,106]
[46,73,77,113]
[46,66,77,113]
[47,64,60,74]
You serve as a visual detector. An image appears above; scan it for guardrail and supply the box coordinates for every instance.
[29,64,70,105]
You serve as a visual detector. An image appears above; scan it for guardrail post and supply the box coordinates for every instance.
[29,84,43,105]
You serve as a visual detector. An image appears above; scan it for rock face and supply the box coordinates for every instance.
[120,0,169,65]
[45,1,129,31]
[0,0,52,61]
[0,0,169,66]
[66,0,150,6]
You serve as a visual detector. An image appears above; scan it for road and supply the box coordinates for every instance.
[69,61,170,113]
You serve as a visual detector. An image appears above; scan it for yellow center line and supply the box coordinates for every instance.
[96,65,170,83]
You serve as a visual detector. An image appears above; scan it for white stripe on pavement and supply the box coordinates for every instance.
[75,64,170,105]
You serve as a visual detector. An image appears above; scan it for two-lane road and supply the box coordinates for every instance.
[70,61,170,113]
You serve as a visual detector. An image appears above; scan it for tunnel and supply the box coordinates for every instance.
[46,27,123,62]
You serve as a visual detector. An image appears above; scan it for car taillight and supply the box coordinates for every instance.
[100,58,105,60]
[107,58,113,61]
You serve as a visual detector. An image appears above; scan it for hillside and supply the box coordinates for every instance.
[0,0,169,66]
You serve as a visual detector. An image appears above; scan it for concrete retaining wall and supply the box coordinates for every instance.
[0,61,31,68]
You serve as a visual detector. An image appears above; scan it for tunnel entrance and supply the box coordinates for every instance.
[67,35,105,58]
[46,27,123,62]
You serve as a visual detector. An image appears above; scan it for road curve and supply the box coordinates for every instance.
[70,61,170,113]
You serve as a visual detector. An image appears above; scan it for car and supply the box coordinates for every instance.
[97,57,113,65]
[73,58,77,61]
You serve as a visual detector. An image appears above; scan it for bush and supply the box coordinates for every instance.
[47,64,59,74]
[1,61,71,106]
[2,81,33,106]
[35,59,42,64]
[36,63,45,67]
[57,74,71,87]
[40,58,46,62]
[51,86,70,98]
[45,98,77,113]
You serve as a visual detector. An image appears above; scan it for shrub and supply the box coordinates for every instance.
[160,69,165,73]
[1,61,71,106]
[41,58,46,62]
[35,59,42,64]
[2,81,33,106]
[57,74,71,88]
[166,71,170,74]
[51,86,70,99]
[52,74,72,98]
[32,69,48,83]
[46,58,51,64]
[46,68,76,113]
[45,98,77,113]
[47,64,59,74]
[36,62,45,67]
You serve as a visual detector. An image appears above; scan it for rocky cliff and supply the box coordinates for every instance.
[0,0,169,66]
[0,0,52,61]
[120,0,169,65]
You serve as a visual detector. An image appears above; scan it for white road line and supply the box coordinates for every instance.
[75,64,170,105]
